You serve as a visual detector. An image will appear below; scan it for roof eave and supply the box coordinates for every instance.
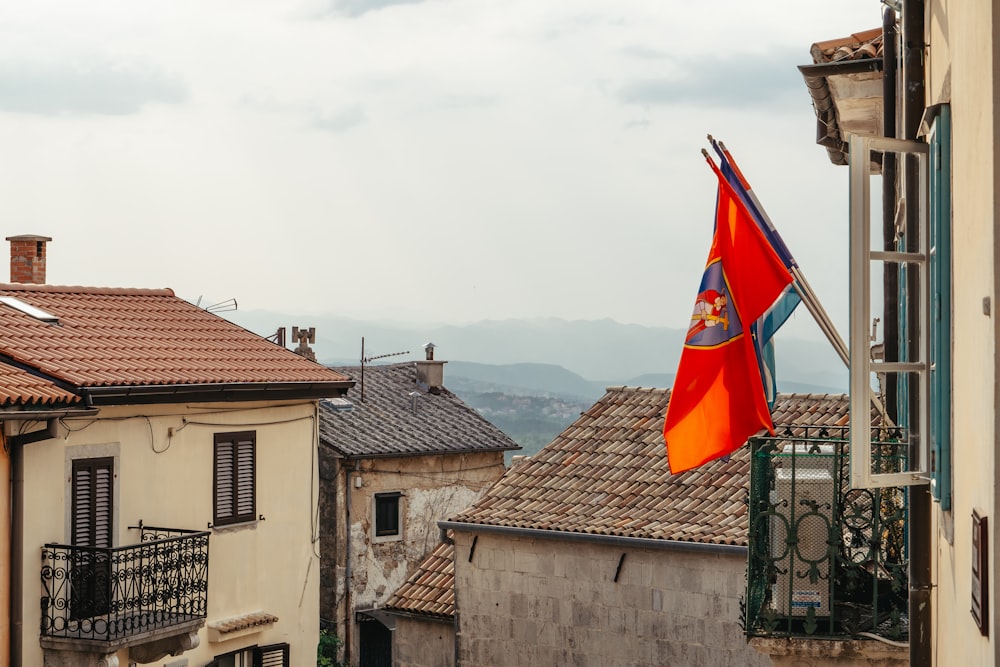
[799,57,884,166]
[325,443,521,460]
[438,521,747,555]
[82,381,355,405]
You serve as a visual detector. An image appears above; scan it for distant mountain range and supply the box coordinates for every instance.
[225,310,847,457]
[226,310,848,399]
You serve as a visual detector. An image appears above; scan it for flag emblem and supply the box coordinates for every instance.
[685,261,741,346]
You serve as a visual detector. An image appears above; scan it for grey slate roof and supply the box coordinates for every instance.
[318,362,521,459]
[450,389,852,547]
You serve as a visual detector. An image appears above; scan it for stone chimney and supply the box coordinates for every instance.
[7,234,51,284]
[415,342,446,393]
[291,327,317,362]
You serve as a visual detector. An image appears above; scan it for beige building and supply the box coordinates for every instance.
[0,236,354,667]
[441,387,869,667]
[318,357,518,666]
[798,3,1000,665]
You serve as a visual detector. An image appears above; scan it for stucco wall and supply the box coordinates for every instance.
[925,2,1000,665]
[320,450,505,664]
[20,400,321,667]
[452,530,771,667]
[392,616,454,667]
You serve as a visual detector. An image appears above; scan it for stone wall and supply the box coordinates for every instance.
[453,530,772,667]
[393,616,455,667]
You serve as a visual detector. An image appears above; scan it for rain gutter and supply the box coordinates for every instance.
[438,521,747,556]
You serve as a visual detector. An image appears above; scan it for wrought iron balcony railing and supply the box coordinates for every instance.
[743,427,908,642]
[41,525,210,644]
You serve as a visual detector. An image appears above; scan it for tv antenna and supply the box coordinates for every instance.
[194,295,238,313]
[360,337,409,402]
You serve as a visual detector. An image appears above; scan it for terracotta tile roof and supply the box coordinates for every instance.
[809,28,884,64]
[450,389,851,547]
[0,363,80,407]
[319,363,520,458]
[385,538,455,619]
[0,284,352,390]
[208,611,278,635]
[799,27,885,166]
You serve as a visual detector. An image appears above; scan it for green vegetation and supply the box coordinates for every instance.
[452,388,590,458]
[317,629,345,667]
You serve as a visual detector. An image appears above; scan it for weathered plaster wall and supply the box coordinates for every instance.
[320,450,505,663]
[452,530,771,667]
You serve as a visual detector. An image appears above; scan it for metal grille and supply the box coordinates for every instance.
[744,427,908,640]
[41,526,209,642]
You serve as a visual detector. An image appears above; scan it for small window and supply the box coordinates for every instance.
[207,644,289,667]
[214,431,256,526]
[374,492,403,539]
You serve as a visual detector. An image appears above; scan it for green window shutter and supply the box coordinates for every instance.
[929,104,952,509]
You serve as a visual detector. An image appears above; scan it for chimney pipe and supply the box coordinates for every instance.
[6,235,51,285]
[415,343,446,392]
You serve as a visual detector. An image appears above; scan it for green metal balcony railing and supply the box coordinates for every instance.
[743,426,908,641]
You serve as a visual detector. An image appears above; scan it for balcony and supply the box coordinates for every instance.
[40,525,209,659]
[743,427,908,644]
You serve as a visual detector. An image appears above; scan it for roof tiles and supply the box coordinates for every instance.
[0,363,80,406]
[384,539,455,619]
[0,284,351,390]
[319,363,520,458]
[451,389,850,547]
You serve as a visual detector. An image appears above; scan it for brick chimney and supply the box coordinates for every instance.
[7,235,51,284]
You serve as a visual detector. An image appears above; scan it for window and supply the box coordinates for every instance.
[70,457,114,619]
[848,134,930,488]
[214,431,256,526]
[374,492,403,539]
[206,643,289,667]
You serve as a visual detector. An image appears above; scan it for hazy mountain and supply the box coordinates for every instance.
[225,310,847,392]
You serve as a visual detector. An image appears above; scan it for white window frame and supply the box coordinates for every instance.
[848,133,930,488]
[372,491,404,544]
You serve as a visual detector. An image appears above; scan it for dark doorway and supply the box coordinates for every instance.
[359,618,392,667]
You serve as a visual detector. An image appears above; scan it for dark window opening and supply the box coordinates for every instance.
[374,492,402,537]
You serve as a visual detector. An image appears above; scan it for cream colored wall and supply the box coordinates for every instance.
[926,2,1000,665]
[21,399,321,667]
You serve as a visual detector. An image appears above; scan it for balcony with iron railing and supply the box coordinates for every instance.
[743,426,909,646]
[40,524,209,657]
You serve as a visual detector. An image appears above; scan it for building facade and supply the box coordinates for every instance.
[0,236,354,667]
[318,358,518,665]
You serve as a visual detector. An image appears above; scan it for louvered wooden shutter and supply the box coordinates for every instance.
[254,642,289,667]
[214,432,256,525]
[72,457,113,548]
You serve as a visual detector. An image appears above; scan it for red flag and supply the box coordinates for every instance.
[663,159,793,474]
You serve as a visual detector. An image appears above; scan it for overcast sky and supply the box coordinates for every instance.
[0,0,881,342]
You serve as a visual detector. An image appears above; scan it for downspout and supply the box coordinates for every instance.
[900,2,932,665]
[0,432,10,667]
[9,434,20,667]
[883,6,899,420]
[344,461,359,666]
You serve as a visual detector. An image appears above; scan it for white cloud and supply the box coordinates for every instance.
[0,0,878,342]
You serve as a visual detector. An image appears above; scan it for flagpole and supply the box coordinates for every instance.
[706,137,894,428]
[711,137,850,368]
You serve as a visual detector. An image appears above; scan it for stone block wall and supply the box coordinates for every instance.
[393,616,455,667]
[453,531,772,667]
